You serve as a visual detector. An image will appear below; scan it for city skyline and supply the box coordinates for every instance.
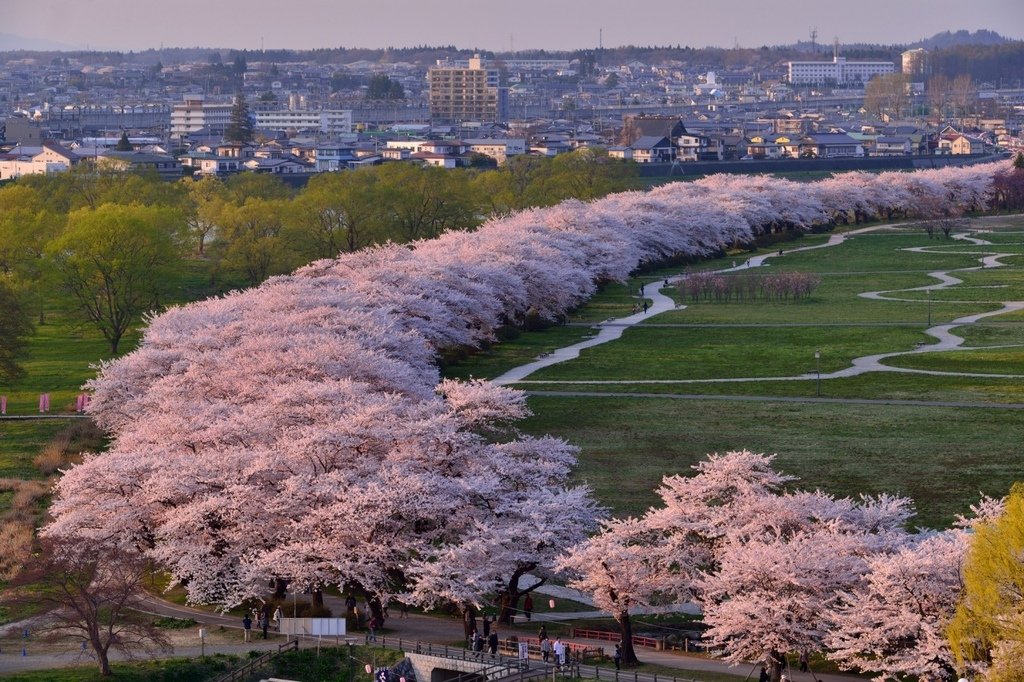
[4,0,1023,53]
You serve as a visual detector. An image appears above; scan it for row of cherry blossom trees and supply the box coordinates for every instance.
[43,162,1008,635]
[559,451,999,682]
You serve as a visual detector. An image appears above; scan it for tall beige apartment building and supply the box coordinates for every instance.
[429,55,507,124]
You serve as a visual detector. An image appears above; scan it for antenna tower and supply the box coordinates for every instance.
[809,27,817,52]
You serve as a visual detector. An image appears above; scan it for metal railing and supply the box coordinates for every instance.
[212,637,299,682]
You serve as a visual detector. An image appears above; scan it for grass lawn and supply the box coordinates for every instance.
[523,325,928,381]
[520,394,1023,529]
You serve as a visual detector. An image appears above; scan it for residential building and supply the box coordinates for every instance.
[901,48,928,78]
[873,136,913,156]
[253,109,352,135]
[99,151,183,179]
[798,133,864,158]
[463,138,526,165]
[939,134,984,155]
[0,141,79,180]
[630,136,673,163]
[170,95,233,138]
[429,54,507,124]
[787,56,894,86]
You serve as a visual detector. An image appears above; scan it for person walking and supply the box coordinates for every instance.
[553,638,565,666]
[260,612,269,639]
[368,616,379,642]
[538,625,547,641]
[488,629,499,657]
[613,644,621,670]
[540,637,551,663]
[642,301,649,313]
[242,614,252,642]
[272,605,283,631]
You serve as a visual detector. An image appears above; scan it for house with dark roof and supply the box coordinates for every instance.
[798,133,864,158]
[630,136,673,163]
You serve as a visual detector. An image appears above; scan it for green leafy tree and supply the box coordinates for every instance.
[224,172,292,203]
[548,147,638,201]
[366,74,405,100]
[46,203,183,354]
[375,164,477,241]
[225,93,254,143]
[290,170,386,259]
[0,280,33,381]
[210,198,294,284]
[948,484,1024,681]
[180,176,228,257]
[0,183,63,323]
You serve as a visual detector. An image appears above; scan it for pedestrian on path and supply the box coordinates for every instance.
[488,630,498,656]
[643,301,649,313]
[368,616,379,642]
[553,638,565,666]
[541,637,551,663]
[242,614,252,642]
[538,625,547,641]
[613,644,621,670]
[482,615,491,637]
[260,612,269,639]
[273,606,283,631]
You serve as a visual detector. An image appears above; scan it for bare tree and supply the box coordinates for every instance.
[13,539,171,676]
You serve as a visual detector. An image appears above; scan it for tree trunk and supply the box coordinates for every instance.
[95,640,111,676]
[363,590,386,627]
[312,589,324,610]
[461,603,478,639]
[498,564,544,625]
[767,649,786,682]
[615,610,640,667]
[272,577,288,599]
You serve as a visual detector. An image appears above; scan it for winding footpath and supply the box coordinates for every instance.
[496,226,1024,391]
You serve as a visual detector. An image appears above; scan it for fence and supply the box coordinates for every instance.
[213,637,299,682]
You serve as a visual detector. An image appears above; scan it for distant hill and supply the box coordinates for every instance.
[910,30,1012,50]
[0,32,82,52]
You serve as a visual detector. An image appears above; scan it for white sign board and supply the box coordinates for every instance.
[279,617,347,636]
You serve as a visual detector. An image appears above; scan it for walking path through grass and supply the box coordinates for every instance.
[497,227,1024,389]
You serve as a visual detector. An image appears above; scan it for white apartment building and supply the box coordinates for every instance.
[170,95,233,137]
[253,109,353,135]
[787,56,895,86]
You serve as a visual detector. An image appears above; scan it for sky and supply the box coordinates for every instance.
[4,0,1023,53]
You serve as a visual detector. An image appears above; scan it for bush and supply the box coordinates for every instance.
[33,420,106,475]
[152,616,198,629]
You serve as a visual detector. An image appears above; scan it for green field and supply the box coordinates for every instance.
[442,215,1024,529]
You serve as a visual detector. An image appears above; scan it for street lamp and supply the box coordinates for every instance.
[814,350,821,397]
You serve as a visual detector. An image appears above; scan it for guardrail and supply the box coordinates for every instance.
[213,637,300,682]
[571,629,663,650]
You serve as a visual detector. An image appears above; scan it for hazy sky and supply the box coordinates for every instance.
[6,0,1023,52]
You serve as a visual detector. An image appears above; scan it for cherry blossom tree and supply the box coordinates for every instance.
[558,517,668,666]
[644,452,913,682]
[826,531,967,682]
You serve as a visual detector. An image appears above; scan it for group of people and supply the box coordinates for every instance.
[241,604,283,641]
[537,625,568,666]
[468,625,501,657]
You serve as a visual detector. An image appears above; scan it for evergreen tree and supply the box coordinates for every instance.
[114,131,132,152]
[225,93,254,144]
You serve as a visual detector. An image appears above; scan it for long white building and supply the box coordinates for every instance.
[787,56,895,86]
[253,109,353,135]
